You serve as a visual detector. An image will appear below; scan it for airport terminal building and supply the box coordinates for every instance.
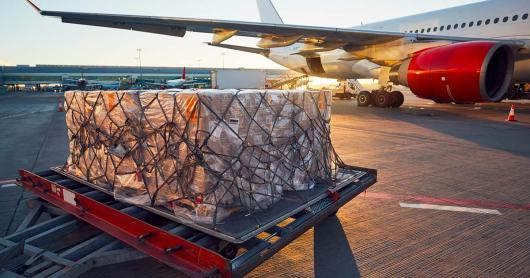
[0,64,288,91]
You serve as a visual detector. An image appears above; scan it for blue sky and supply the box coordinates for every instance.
[0,0,480,68]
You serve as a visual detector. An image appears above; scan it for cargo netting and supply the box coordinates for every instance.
[63,89,348,226]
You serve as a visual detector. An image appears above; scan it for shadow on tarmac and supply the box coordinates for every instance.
[314,215,361,278]
[332,102,530,159]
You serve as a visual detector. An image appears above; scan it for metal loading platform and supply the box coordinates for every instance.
[1,166,376,277]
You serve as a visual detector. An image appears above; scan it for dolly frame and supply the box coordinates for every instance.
[14,166,376,277]
[51,166,368,244]
[18,169,229,277]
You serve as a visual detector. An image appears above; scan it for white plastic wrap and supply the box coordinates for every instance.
[64,89,334,225]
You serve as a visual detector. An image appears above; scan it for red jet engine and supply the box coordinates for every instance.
[390,41,514,103]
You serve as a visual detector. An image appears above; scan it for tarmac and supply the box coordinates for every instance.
[1,91,529,277]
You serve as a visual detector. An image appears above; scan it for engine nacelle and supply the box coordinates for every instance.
[390,41,514,103]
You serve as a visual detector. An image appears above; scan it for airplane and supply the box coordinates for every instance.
[149,67,188,88]
[165,67,187,88]
[62,76,121,91]
[135,67,196,89]
[25,0,530,107]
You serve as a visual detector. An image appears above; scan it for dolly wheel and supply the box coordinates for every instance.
[357,91,371,107]
[219,243,239,259]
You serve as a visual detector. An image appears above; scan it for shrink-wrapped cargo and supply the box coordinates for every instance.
[64,89,335,225]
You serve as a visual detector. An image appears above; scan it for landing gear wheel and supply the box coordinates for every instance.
[357,91,371,107]
[390,91,404,108]
[374,91,391,108]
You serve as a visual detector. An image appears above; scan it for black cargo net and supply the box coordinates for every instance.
[63,90,347,227]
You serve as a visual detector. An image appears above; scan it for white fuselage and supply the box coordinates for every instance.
[268,0,530,82]
[166,79,186,87]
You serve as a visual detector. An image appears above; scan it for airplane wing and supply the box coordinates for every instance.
[26,0,525,48]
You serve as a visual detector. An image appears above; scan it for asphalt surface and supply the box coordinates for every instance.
[0,92,68,236]
[1,91,529,277]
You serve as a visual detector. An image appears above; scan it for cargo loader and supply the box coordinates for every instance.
[0,165,375,277]
[1,89,377,277]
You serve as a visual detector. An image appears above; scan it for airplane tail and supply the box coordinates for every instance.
[182,67,186,80]
[256,0,283,24]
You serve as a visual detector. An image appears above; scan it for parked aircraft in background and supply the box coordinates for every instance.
[62,77,120,91]
[139,67,189,88]
[165,67,188,88]
[26,0,530,107]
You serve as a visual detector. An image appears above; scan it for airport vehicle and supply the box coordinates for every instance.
[319,80,364,101]
[25,0,530,107]
[4,82,62,92]
[0,165,376,277]
[211,69,266,89]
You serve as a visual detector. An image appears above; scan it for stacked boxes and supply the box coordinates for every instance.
[64,89,334,225]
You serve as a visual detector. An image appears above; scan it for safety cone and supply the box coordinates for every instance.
[506,104,517,122]
[57,99,64,112]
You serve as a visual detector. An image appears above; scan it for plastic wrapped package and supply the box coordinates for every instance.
[65,91,143,194]
[284,90,333,191]
[64,89,336,225]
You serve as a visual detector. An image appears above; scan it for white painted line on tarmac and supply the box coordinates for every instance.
[1,184,18,188]
[399,202,502,215]
[0,179,17,185]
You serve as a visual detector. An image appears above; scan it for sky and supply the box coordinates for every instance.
[0,0,481,69]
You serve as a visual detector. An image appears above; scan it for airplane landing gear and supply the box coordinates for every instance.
[374,91,391,107]
[505,83,530,101]
[357,91,372,107]
[355,87,404,108]
[390,91,404,108]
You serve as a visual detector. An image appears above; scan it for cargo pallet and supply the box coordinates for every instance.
[1,166,376,277]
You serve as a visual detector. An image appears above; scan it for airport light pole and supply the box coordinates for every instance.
[137,48,143,79]
[0,64,4,93]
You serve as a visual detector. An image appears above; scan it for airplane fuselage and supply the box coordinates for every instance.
[268,0,530,83]
[166,79,186,87]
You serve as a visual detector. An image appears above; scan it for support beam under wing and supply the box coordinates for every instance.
[293,41,348,57]
[212,29,239,45]
[257,35,303,48]
[207,43,270,56]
